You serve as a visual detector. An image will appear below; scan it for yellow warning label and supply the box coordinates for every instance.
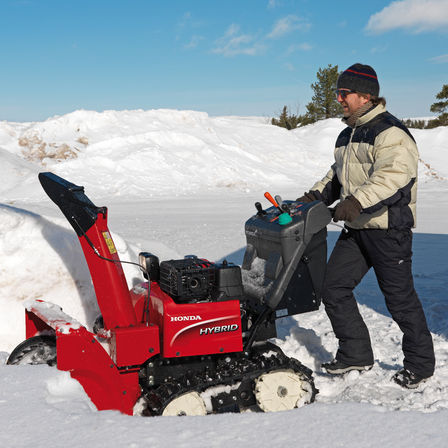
[102,231,117,254]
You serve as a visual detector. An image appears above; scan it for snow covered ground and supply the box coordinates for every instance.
[0,109,447,447]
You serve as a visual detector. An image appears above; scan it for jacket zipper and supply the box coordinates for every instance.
[345,126,356,195]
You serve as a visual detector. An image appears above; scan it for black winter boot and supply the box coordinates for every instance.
[392,368,430,389]
[322,359,373,375]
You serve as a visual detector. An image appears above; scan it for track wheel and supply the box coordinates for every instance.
[254,369,314,412]
[162,392,207,416]
[6,335,57,366]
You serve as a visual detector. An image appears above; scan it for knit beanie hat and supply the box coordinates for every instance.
[337,63,380,96]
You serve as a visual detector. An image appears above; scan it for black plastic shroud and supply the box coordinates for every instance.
[38,172,103,236]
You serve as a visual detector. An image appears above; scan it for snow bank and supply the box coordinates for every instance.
[0,109,328,201]
[1,109,444,204]
[412,126,448,182]
[0,204,142,351]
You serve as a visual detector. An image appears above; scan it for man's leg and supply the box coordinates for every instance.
[322,230,374,366]
[363,229,435,378]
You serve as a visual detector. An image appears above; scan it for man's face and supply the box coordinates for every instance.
[337,89,370,117]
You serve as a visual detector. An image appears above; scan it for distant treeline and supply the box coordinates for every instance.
[272,66,448,130]
[402,116,448,129]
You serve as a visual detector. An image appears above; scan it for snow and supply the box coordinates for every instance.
[24,299,82,334]
[0,108,447,447]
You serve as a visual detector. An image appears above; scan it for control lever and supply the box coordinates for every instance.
[255,201,266,216]
[265,192,292,225]
[264,192,283,213]
[274,194,291,215]
[274,194,283,209]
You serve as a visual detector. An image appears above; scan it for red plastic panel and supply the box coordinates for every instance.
[149,284,243,358]
[56,326,140,415]
[110,324,160,367]
[25,309,54,339]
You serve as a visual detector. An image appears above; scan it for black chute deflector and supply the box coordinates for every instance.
[38,172,103,236]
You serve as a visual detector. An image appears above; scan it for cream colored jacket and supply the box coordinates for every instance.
[311,104,418,229]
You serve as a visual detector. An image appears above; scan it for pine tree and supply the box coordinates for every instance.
[427,84,448,128]
[401,118,426,129]
[271,64,342,129]
[271,105,301,130]
[303,64,341,123]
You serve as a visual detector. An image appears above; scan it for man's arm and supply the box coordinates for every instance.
[351,127,418,213]
[309,164,342,206]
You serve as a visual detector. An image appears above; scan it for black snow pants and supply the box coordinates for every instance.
[322,227,435,378]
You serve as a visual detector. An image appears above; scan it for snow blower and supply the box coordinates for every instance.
[7,172,331,416]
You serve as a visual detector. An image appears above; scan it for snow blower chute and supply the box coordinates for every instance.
[7,172,331,415]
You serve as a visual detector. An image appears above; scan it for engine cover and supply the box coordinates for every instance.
[159,258,216,302]
[149,283,243,358]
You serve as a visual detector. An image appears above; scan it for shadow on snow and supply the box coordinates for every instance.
[220,230,448,339]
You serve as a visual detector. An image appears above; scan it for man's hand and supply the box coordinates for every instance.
[296,191,318,203]
[333,196,362,222]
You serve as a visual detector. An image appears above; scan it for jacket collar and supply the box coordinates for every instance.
[354,103,386,127]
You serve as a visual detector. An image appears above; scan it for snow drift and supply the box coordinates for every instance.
[1,109,446,203]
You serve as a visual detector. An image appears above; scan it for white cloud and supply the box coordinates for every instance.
[366,0,448,34]
[177,11,192,30]
[286,42,313,54]
[212,25,265,57]
[429,54,448,63]
[184,35,204,49]
[225,24,240,37]
[267,0,277,9]
[370,44,389,54]
[267,15,311,39]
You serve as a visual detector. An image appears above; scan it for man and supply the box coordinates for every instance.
[298,63,435,389]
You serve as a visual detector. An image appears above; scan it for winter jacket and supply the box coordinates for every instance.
[310,104,418,230]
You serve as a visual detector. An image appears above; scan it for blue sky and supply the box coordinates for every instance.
[0,0,447,121]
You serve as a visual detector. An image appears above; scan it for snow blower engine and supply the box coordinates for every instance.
[7,173,331,416]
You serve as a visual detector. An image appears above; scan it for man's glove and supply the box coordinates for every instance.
[333,196,362,222]
[296,190,318,203]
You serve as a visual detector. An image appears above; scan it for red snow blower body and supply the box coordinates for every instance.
[8,172,331,416]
